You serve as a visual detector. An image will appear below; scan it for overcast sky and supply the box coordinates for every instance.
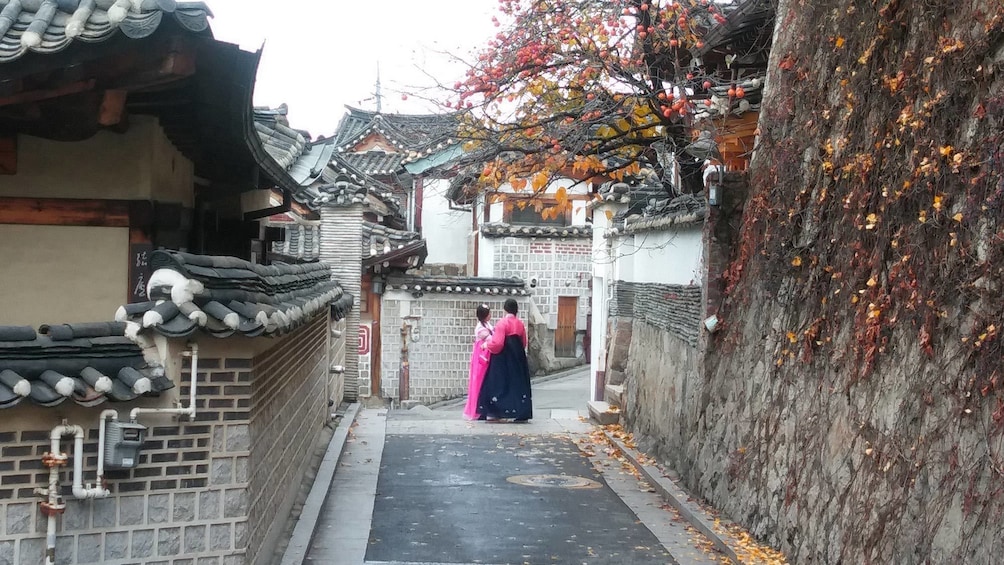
[206,1,499,138]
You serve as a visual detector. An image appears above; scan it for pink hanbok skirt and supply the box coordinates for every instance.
[463,338,491,420]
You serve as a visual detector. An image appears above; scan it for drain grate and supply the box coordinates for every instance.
[506,474,602,489]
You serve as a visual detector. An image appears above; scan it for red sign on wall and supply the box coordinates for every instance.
[359,325,371,356]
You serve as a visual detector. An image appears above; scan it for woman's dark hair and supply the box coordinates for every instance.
[476,304,491,323]
[503,298,518,314]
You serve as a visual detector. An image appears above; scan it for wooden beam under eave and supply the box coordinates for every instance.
[0,197,130,227]
[111,50,197,92]
[98,90,128,127]
[0,79,96,108]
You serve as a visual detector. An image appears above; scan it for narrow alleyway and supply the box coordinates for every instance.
[303,370,722,565]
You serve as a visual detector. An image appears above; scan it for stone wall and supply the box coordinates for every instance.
[0,352,255,564]
[491,236,591,370]
[379,292,529,404]
[607,280,704,460]
[0,315,343,565]
[247,314,330,565]
[610,282,702,346]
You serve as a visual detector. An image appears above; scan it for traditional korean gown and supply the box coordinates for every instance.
[476,313,532,421]
[463,321,493,420]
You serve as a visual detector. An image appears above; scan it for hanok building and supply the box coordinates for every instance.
[0,4,350,565]
[447,172,594,376]
[286,154,427,402]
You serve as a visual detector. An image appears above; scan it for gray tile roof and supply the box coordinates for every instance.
[0,323,170,410]
[254,105,337,187]
[361,221,427,269]
[362,221,420,256]
[480,223,593,239]
[607,193,708,234]
[116,251,353,339]
[0,0,211,64]
[294,154,404,217]
[333,107,458,157]
[340,151,406,176]
[385,276,529,296]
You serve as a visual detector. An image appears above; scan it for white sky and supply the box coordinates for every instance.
[207,1,499,138]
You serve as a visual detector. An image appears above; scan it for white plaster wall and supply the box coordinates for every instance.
[421,177,470,264]
[0,225,128,326]
[476,236,497,278]
[488,176,592,226]
[0,117,193,205]
[611,225,703,286]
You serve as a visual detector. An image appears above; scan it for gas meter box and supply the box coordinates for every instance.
[104,421,147,470]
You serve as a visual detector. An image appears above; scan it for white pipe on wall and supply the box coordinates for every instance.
[130,343,199,422]
[41,422,112,565]
[95,409,119,487]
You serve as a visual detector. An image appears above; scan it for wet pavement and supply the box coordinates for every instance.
[302,368,722,565]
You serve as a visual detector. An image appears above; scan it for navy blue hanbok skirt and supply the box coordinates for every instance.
[477,335,532,420]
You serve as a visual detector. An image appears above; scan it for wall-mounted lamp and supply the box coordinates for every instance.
[372,277,385,295]
[530,278,538,288]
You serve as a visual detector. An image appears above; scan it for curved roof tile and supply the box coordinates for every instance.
[0,1,212,64]
[0,323,170,410]
[115,250,354,339]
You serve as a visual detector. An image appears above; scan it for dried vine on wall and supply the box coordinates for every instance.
[715,0,1004,558]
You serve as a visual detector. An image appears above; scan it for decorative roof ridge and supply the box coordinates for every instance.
[384,275,529,296]
[480,223,593,239]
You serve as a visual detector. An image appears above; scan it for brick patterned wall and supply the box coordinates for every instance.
[493,236,591,331]
[246,314,329,565]
[320,206,363,399]
[610,281,703,346]
[329,318,347,406]
[0,346,257,564]
[0,315,344,565]
[379,293,529,403]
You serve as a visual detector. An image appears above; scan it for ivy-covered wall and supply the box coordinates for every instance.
[683,1,1004,562]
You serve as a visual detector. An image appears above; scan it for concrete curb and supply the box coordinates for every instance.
[605,432,742,564]
[279,402,362,565]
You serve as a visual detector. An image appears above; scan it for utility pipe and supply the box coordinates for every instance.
[130,343,198,422]
[95,409,119,489]
[40,422,113,565]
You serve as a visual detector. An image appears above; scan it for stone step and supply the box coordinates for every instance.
[604,384,625,408]
[587,400,621,426]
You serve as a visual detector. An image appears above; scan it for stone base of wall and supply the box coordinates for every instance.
[527,322,586,376]
[620,320,701,477]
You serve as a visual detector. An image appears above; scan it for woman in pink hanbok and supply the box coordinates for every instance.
[462,304,493,420]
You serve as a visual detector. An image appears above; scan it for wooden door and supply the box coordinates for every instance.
[555,296,577,358]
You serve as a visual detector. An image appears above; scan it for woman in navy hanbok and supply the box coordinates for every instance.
[477,298,532,422]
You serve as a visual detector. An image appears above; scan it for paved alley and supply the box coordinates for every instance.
[301,369,722,565]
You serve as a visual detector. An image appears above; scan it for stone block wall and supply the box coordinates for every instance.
[0,314,343,565]
[607,280,704,470]
[491,236,591,370]
[379,293,528,404]
[493,237,591,327]
[246,314,330,565]
[328,317,347,407]
[0,353,256,564]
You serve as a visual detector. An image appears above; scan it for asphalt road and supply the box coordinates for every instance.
[366,434,675,564]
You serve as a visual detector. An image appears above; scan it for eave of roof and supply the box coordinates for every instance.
[116,250,353,339]
[0,1,213,64]
[385,276,529,296]
[0,323,170,410]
